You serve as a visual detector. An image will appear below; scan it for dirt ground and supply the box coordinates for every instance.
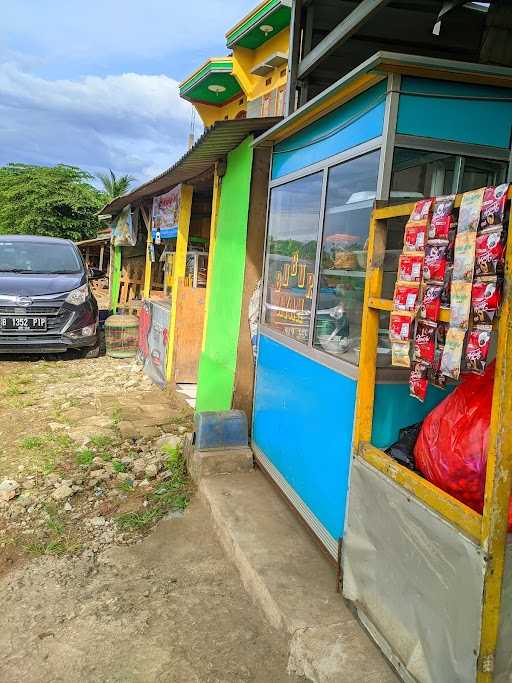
[0,352,300,683]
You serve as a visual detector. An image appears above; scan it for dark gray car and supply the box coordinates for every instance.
[0,235,101,357]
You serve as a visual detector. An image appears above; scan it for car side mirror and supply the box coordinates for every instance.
[88,267,105,280]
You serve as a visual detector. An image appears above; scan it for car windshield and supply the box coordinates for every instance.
[0,240,82,274]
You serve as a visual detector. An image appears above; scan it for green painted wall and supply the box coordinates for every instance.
[196,136,254,412]
[111,246,122,313]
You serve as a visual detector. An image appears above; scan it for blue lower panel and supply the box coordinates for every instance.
[253,334,356,540]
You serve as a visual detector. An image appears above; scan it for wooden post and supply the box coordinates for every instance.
[140,206,153,299]
[99,245,105,271]
[201,163,221,353]
[166,184,194,383]
[477,205,512,681]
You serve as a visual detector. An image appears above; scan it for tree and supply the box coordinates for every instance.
[97,169,135,202]
[0,163,103,241]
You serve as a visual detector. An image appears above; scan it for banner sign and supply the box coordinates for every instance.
[138,299,170,388]
[152,185,181,240]
[112,205,138,246]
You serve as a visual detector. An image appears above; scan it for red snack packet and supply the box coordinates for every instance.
[389,311,414,342]
[419,284,443,321]
[472,277,502,325]
[423,243,448,282]
[429,195,455,240]
[479,184,509,231]
[410,198,433,223]
[399,253,424,282]
[394,283,420,311]
[414,319,437,365]
[410,361,429,402]
[465,327,492,375]
[404,222,427,252]
[475,228,505,277]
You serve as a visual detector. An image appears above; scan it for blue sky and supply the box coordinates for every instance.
[0,0,256,185]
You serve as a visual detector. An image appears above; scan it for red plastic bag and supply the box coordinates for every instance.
[414,362,510,524]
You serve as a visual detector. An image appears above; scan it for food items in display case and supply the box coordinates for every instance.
[409,361,429,402]
[479,184,509,231]
[423,242,449,282]
[465,327,492,375]
[440,327,466,380]
[393,282,420,311]
[419,284,443,321]
[414,319,437,365]
[450,281,473,329]
[398,253,424,282]
[391,341,411,368]
[475,228,506,277]
[389,311,414,342]
[404,222,427,252]
[472,277,502,325]
[334,250,359,270]
[453,232,478,282]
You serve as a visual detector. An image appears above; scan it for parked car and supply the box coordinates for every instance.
[0,235,103,358]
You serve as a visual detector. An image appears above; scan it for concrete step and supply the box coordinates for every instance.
[199,469,398,683]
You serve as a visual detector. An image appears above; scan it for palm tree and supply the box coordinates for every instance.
[97,169,136,201]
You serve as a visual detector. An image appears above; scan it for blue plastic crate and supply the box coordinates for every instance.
[194,410,248,450]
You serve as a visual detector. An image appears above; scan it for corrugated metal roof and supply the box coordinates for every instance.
[100,117,281,216]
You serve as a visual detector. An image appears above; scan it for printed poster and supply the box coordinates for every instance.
[112,205,138,246]
[152,185,181,239]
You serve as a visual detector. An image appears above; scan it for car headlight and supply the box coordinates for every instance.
[65,284,89,305]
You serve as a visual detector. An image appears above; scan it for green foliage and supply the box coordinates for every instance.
[112,460,126,473]
[0,163,103,240]
[76,448,95,466]
[97,169,135,202]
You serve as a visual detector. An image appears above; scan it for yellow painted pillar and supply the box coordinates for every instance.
[141,206,153,299]
[201,164,221,352]
[166,184,194,382]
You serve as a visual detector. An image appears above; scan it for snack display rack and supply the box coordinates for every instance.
[345,188,512,682]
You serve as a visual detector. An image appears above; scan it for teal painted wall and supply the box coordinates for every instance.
[397,76,512,149]
[272,80,387,179]
[196,136,254,413]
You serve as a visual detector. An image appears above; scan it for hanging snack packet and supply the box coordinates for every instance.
[475,228,506,277]
[410,361,429,402]
[440,266,453,308]
[431,348,447,390]
[399,253,424,282]
[392,341,411,368]
[472,277,502,325]
[437,321,449,347]
[414,319,437,365]
[404,222,427,252]
[440,327,466,380]
[410,198,433,223]
[458,187,485,234]
[429,195,455,240]
[420,284,443,321]
[450,281,473,329]
[393,282,420,311]
[479,184,509,231]
[423,242,449,282]
[453,231,477,282]
[446,227,457,265]
[465,327,492,375]
[389,311,414,342]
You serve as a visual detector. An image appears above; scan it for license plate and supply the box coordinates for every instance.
[0,317,47,332]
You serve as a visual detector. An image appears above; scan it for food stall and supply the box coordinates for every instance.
[251,53,512,678]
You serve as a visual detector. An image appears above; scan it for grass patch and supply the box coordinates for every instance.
[17,433,76,475]
[76,448,95,466]
[112,460,126,473]
[111,408,122,427]
[115,445,191,533]
[25,538,81,557]
[19,436,46,450]
[117,480,134,493]
[88,435,115,449]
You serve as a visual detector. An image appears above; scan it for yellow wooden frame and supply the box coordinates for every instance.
[353,189,512,680]
[165,184,194,382]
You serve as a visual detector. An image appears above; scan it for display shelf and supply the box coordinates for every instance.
[322,268,366,278]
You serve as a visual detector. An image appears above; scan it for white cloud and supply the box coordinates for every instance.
[0,62,196,183]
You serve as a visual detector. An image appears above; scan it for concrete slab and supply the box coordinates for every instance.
[200,469,398,683]
[187,447,254,484]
